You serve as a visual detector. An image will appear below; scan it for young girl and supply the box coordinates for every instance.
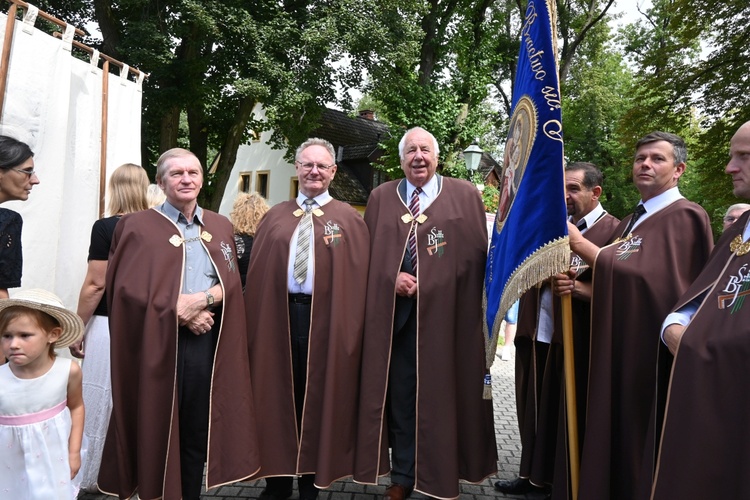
[0,289,85,498]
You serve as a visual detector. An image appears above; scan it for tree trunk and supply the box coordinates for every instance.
[206,96,257,211]
[187,106,209,169]
[159,106,180,154]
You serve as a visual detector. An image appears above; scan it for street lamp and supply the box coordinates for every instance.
[463,140,483,182]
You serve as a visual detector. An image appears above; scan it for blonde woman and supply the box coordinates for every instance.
[146,183,166,208]
[230,191,270,289]
[70,163,148,492]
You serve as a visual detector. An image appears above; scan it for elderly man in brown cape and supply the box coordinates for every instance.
[496,162,619,498]
[651,121,750,499]
[244,138,369,500]
[354,127,497,500]
[98,148,259,499]
[560,132,713,500]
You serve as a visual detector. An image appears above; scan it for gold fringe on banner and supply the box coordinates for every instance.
[482,235,570,399]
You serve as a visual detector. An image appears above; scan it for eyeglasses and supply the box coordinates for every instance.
[10,167,36,177]
[295,161,335,171]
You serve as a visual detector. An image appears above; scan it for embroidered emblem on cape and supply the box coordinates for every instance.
[323,220,342,247]
[426,226,446,257]
[169,231,212,247]
[615,235,641,261]
[220,240,236,273]
[717,262,750,313]
[730,235,750,256]
[569,253,589,277]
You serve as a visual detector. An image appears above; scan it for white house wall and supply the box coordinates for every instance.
[218,104,296,216]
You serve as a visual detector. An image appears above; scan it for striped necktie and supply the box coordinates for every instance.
[408,188,422,272]
[293,199,315,284]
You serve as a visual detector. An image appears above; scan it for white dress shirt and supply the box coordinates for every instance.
[287,191,333,294]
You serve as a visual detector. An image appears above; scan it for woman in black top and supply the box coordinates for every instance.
[0,135,39,299]
[69,163,149,492]
[229,191,269,290]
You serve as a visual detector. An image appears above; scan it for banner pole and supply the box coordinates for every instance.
[561,293,580,499]
[0,3,17,119]
[99,60,109,218]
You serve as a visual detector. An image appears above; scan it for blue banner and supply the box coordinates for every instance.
[483,0,569,379]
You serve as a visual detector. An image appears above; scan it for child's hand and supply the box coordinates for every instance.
[69,450,81,479]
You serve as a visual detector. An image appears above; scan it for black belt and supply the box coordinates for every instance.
[288,293,312,304]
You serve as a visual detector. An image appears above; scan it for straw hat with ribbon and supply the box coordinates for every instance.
[0,289,84,348]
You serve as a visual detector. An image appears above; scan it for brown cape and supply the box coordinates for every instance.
[98,208,260,499]
[514,213,619,488]
[578,198,713,500]
[651,211,750,499]
[244,199,369,487]
[354,177,497,499]
[547,214,620,497]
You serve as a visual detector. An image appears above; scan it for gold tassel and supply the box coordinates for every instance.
[482,236,570,399]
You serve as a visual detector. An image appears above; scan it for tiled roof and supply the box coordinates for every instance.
[311,108,390,148]
[310,108,391,203]
[479,152,501,179]
[329,163,370,205]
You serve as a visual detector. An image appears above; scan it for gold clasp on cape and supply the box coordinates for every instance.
[294,208,325,217]
[730,235,750,256]
[168,231,213,247]
[401,213,427,224]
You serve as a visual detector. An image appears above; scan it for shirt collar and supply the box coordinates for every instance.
[297,190,332,208]
[570,202,606,232]
[640,186,683,215]
[406,174,439,200]
[159,200,205,225]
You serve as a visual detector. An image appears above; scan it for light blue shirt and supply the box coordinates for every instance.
[158,201,218,295]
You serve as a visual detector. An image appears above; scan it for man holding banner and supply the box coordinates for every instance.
[496,162,618,497]
[559,132,713,499]
[484,0,573,493]
[354,127,497,500]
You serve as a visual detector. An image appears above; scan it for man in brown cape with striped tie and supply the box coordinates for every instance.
[244,138,369,500]
[354,127,497,500]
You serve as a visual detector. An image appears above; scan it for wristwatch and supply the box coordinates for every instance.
[204,290,215,307]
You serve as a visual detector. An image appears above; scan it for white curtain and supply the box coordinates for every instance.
[0,9,142,309]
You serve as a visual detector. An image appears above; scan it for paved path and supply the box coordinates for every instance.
[79,347,545,499]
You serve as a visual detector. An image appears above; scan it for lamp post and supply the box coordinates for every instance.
[463,140,483,183]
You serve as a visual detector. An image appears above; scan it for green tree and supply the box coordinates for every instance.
[616,0,750,232]
[40,0,379,209]
[561,21,637,218]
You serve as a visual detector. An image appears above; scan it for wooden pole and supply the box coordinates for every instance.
[99,60,109,218]
[9,0,84,36]
[0,3,17,119]
[561,293,580,499]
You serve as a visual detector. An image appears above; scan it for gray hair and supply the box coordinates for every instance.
[398,127,440,160]
[155,148,202,181]
[295,138,336,164]
[726,203,750,217]
[635,131,687,166]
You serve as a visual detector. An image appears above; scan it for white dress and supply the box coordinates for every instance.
[0,357,79,499]
[78,314,112,491]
